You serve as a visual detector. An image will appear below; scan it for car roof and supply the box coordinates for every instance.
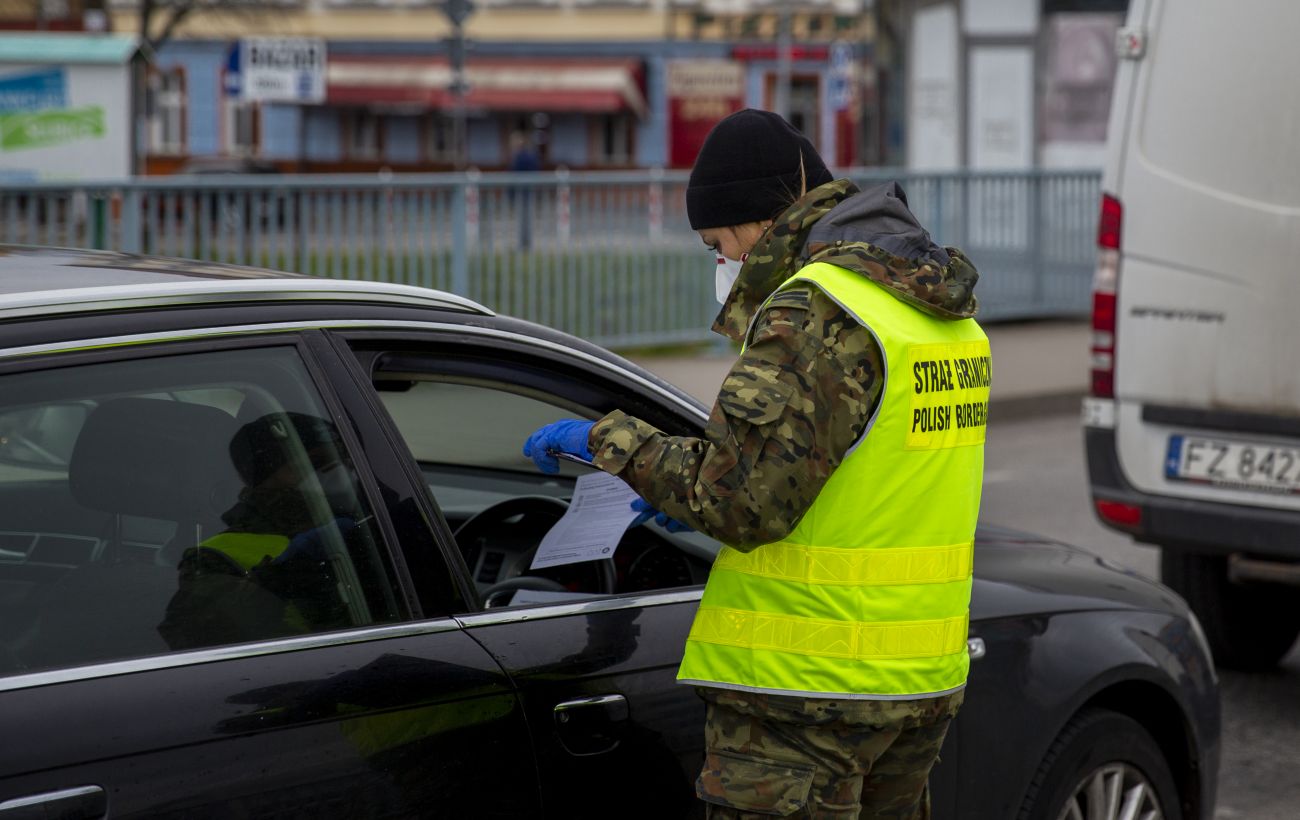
[0,245,492,318]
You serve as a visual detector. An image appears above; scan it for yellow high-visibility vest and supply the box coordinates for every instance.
[200,532,291,571]
[678,261,990,699]
[196,531,309,632]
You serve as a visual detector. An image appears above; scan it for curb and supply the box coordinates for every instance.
[988,390,1086,423]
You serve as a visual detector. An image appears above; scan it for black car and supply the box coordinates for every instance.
[0,248,1218,820]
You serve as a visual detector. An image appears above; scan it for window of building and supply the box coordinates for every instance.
[590,115,633,167]
[343,110,382,161]
[224,98,261,157]
[146,68,186,156]
[425,113,455,163]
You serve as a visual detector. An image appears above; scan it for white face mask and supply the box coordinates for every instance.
[715,253,747,305]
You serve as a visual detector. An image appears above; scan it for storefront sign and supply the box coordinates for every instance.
[0,35,134,180]
[0,105,104,151]
[668,60,744,168]
[0,68,67,114]
[230,38,327,103]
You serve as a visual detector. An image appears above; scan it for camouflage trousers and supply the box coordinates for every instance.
[695,687,963,819]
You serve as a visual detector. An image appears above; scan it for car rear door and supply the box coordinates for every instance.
[0,331,540,819]
[334,325,712,819]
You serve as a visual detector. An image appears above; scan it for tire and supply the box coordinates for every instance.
[1160,550,1300,670]
[1018,709,1181,820]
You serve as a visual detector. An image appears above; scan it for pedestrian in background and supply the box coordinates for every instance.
[524,109,990,818]
[508,130,540,250]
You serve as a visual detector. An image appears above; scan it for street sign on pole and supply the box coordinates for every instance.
[830,41,855,111]
[233,38,327,104]
[441,0,476,170]
[443,0,475,26]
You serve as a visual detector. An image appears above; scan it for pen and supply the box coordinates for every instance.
[549,449,598,467]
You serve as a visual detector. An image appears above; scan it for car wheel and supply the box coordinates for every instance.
[1017,709,1181,820]
[1160,550,1300,670]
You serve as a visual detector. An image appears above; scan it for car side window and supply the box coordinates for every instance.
[0,346,403,677]
[367,358,717,611]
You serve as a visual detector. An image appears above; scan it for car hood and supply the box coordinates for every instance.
[970,525,1188,622]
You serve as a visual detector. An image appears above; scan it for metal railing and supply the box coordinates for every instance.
[0,168,1100,349]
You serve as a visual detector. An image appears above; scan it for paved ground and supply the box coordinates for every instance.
[982,411,1300,820]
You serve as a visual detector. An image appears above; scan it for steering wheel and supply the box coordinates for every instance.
[479,576,569,609]
[453,495,617,602]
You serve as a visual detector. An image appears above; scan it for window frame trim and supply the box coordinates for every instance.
[334,325,716,614]
[0,617,463,694]
[146,64,187,157]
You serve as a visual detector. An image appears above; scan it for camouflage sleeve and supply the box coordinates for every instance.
[588,286,883,550]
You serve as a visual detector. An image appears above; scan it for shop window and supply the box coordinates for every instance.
[343,110,382,161]
[224,98,261,157]
[767,74,820,152]
[146,68,186,156]
[425,114,455,163]
[506,114,551,167]
[590,115,633,167]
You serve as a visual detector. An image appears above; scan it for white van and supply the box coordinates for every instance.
[1084,0,1300,669]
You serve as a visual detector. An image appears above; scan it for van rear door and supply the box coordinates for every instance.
[1112,0,1300,510]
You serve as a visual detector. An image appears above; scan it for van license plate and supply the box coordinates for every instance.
[1166,435,1300,495]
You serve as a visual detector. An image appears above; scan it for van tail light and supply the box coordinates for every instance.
[1094,499,1142,530]
[1091,193,1122,398]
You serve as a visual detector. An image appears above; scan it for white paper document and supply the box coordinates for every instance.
[530,471,642,569]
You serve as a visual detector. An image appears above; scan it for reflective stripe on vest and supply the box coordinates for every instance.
[200,532,291,571]
[677,261,990,699]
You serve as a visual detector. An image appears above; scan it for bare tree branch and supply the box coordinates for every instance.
[151,2,198,51]
[138,0,270,56]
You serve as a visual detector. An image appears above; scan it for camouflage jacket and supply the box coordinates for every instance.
[589,179,980,550]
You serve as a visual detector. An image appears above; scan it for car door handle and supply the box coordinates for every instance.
[968,637,986,660]
[0,785,106,819]
[553,694,629,756]
[554,693,629,723]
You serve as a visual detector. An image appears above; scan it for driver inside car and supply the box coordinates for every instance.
[159,412,360,650]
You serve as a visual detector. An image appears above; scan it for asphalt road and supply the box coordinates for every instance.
[981,410,1300,820]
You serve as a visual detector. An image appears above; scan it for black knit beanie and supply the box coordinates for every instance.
[687,109,833,230]
[229,412,342,486]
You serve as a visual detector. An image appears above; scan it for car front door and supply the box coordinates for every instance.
[338,327,714,819]
[0,333,539,819]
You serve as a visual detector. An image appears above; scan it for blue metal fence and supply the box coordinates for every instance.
[0,168,1099,349]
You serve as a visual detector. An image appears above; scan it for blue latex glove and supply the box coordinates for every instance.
[275,517,356,564]
[629,498,693,533]
[522,419,594,474]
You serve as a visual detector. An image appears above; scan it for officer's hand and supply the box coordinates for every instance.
[276,517,356,564]
[629,498,693,533]
[522,419,594,474]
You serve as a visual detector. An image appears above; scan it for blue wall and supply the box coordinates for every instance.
[156,41,226,156]
[304,107,341,162]
[549,114,586,167]
[636,55,668,167]
[261,104,300,160]
[466,119,502,166]
[385,115,421,164]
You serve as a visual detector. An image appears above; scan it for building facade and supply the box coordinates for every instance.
[114,0,878,174]
[893,0,1128,170]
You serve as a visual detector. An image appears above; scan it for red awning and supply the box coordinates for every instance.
[327,57,647,118]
